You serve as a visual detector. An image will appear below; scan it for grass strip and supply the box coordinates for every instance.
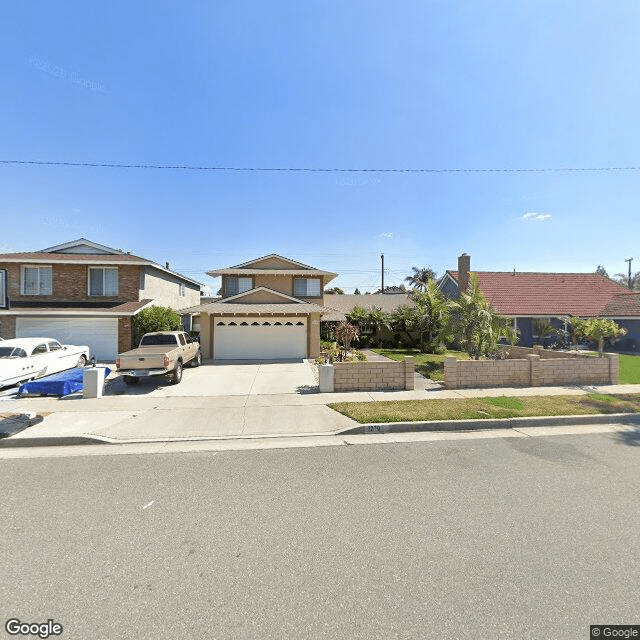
[329,393,640,424]
[620,354,640,384]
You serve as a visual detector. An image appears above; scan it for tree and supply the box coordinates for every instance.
[450,274,518,359]
[325,287,344,294]
[354,288,361,295]
[334,321,359,357]
[404,266,437,292]
[595,265,609,277]
[131,306,182,347]
[613,271,640,291]
[386,281,454,353]
[571,317,627,355]
[532,319,557,346]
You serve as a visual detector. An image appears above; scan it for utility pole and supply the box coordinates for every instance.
[625,257,634,290]
[381,254,385,293]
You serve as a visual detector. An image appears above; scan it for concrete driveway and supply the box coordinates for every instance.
[105,359,319,398]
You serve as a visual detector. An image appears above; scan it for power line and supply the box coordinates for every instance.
[1,159,640,173]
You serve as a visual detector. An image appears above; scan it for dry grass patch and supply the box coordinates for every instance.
[330,393,640,424]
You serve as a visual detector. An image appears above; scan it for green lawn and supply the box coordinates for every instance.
[371,348,470,381]
[620,354,640,384]
[330,393,640,424]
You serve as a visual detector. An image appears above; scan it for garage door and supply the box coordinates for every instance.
[16,317,119,361]
[214,317,307,360]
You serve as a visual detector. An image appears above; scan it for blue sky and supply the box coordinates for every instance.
[2,1,639,293]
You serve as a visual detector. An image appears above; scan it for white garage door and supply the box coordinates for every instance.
[214,317,307,360]
[16,317,119,361]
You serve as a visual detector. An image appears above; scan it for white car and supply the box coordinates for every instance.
[0,338,90,388]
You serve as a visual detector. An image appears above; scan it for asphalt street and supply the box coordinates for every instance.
[1,430,639,640]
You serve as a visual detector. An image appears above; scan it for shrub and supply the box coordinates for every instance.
[131,306,182,347]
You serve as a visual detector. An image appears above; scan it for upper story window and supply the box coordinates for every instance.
[139,270,146,290]
[179,284,186,297]
[226,276,252,296]
[89,267,119,296]
[294,278,321,297]
[21,266,52,296]
[0,269,6,307]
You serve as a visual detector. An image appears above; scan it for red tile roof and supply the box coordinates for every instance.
[446,271,632,316]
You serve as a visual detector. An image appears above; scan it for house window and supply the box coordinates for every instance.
[139,270,146,290]
[0,269,6,307]
[532,318,549,338]
[89,267,118,296]
[294,278,321,297]
[179,284,186,297]
[21,266,52,296]
[226,277,252,296]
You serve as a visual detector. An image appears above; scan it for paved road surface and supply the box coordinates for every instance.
[1,430,638,639]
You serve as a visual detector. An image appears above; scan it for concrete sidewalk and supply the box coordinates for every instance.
[2,382,640,447]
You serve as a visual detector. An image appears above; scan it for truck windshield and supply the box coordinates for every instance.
[140,335,179,346]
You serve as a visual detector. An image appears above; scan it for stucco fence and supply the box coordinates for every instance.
[319,357,414,392]
[444,346,619,389]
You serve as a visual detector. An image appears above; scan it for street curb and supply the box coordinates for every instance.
[342,412,640,435]
[1,412,639,449]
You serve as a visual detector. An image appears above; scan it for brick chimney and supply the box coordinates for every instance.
[458,253,470,296]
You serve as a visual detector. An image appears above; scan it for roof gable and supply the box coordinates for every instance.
[40,238,124,255]
[231,254,317,270]
[221,287,306,304]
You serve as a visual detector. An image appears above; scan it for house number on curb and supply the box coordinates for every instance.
[365,425,389,433]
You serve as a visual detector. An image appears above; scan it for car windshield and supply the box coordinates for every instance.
[0,347,27,358]
[140,334,179,346]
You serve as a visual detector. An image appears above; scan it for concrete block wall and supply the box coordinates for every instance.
[444,357,529,389]
[445,353,619,389]
[332,357,414,391]
[0,315,16,339]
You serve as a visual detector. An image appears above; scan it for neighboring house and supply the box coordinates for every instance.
[322,293,412,322]
[0,238,202,360]
[439,253,640,351]
[188,254,338,360]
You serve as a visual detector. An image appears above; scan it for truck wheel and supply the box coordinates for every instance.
[124,375,139,385]
[170,361,183,384]
[190,351,202,368]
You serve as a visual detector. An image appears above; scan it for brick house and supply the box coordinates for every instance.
[0,239,201,360]
[439,253,640,351]
[186,254,337,360]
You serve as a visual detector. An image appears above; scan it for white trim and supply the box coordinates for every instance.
[231,253,317,270]
[88,266,119,296]
[221,286,308,304]
[21,265,53,296]
[437,272,458,292]
[39,238,124,254]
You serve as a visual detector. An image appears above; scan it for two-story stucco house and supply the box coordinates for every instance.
[189,254,337,360]
[0,239,201,359]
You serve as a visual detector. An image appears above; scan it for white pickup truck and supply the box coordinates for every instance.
[115,331,201,385]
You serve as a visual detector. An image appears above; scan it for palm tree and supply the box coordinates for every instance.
[532,319,557,346]
[614,271,640,291]
[404,266,437,292]
[450,274,517,358]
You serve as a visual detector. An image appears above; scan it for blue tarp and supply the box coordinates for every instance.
[18,367,112,397]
